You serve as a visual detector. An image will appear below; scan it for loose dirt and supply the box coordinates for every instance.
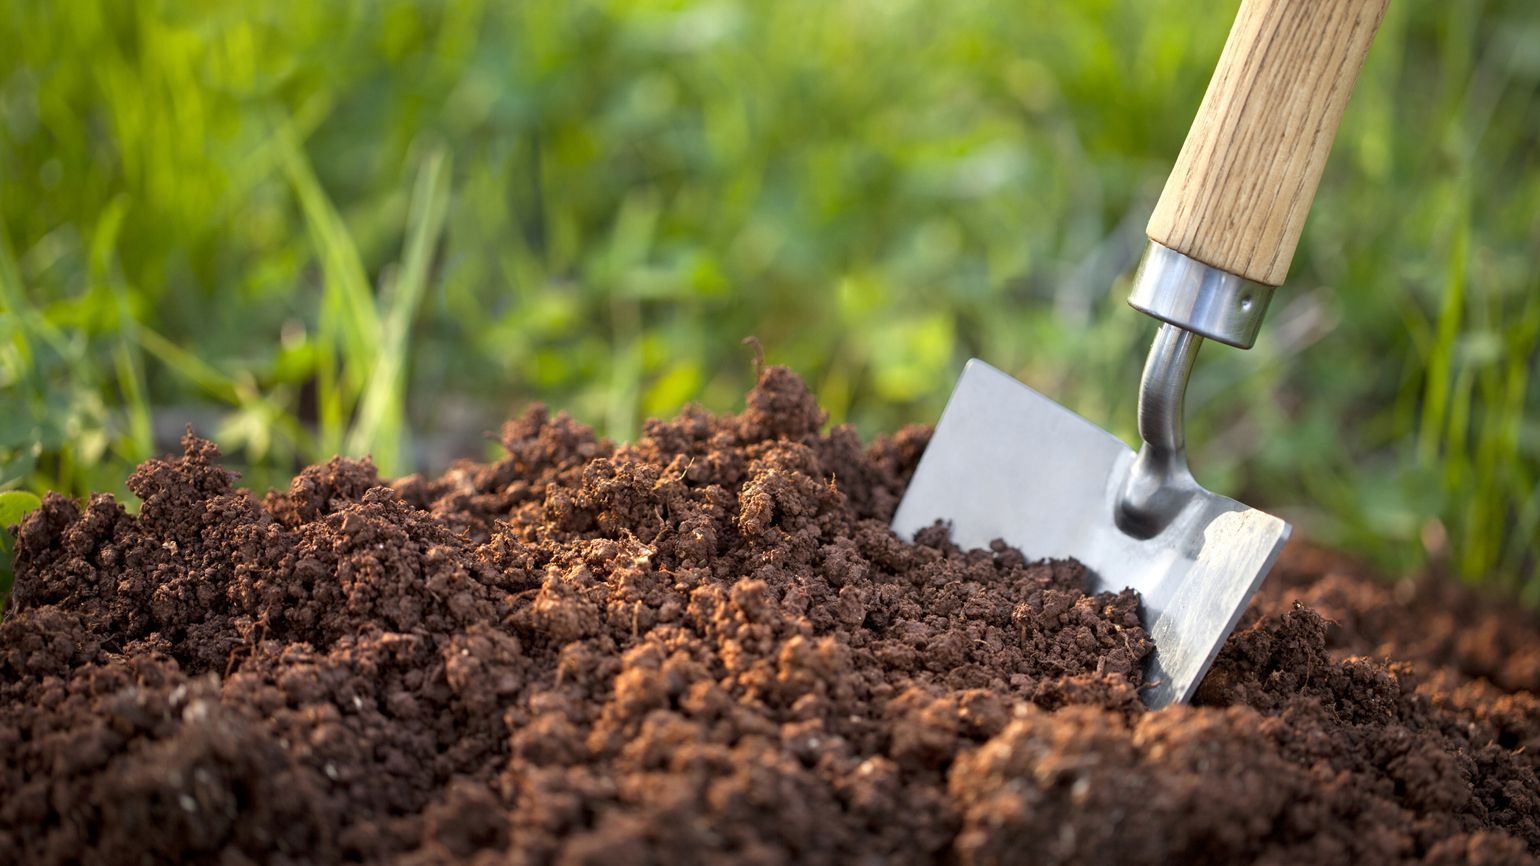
[2,367,1537,865]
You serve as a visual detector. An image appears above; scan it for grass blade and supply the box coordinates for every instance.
[346,146,452,476]
[274,116,382,456]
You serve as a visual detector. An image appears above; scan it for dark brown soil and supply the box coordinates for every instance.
[2,367,1537,865]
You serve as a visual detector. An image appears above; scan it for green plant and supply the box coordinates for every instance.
[1,0,1537,596]
[0,490,42,610]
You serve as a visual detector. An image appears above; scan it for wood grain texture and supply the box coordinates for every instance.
[1147,0,1390,286]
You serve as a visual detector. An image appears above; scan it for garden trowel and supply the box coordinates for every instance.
[891,0,1391,709]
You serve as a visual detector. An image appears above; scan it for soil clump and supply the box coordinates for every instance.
[2,367,1537,865]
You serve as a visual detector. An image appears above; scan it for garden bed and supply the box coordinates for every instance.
[2,367,1537,864]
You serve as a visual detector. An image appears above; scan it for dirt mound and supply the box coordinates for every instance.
[2,367,1537,865]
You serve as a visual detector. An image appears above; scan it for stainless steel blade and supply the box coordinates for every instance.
[890,359,1289,709]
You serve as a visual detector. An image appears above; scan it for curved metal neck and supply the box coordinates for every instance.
[1117,323,1203,538]
[1138,323,1200,457]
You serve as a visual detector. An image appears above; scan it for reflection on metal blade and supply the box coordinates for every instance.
[890,360,1290,709]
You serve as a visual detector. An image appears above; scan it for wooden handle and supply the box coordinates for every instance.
[1146,0,1390,287]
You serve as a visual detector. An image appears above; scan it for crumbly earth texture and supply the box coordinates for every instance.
[2,367,1537,865]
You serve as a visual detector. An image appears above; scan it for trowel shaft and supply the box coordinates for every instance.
[1120,0,1392,532]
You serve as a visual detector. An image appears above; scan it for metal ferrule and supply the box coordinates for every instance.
[1127,241,1274,349]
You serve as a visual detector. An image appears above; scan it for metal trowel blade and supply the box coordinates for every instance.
[890,359,1290,709]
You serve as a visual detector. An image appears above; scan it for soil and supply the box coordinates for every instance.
[2,366,1537,866]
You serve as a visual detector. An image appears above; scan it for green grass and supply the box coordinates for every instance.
[2,0,1538,603]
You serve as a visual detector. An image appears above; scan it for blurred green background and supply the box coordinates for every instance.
[2,0,1539,601]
